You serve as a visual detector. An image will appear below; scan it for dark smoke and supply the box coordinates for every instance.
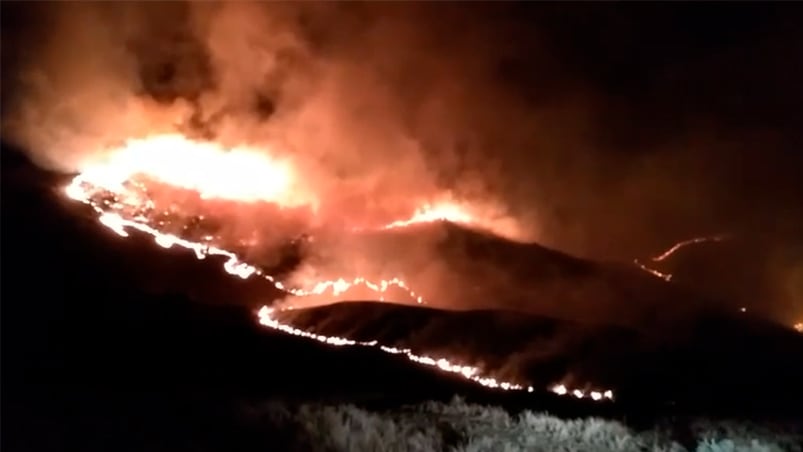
[2,2,801,323]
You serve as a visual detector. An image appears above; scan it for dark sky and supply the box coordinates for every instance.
[2,2,802,318]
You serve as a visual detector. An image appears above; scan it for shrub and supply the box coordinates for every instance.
[245,397,800,451]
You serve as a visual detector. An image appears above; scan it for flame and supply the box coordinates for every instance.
[381,201,477,230]
[75,134,313,207]
[259,307,535,392]
[62,133,613,401]
[547,384,613,401]
[636,236,802,335]
[68,184,425,293]
[259,307,612,398]
[633,259,673,282]
[651,234,731,262]
[635,234,730,282]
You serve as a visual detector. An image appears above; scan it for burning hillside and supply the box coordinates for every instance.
[40,119,800,404]
[61,131,737,332]
[4,1,801,325]
[57,131,616,399]
[267,300,803,411]
[4,4,803,451]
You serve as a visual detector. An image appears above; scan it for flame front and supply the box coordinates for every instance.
[76,134,310,206]
[634,234,731,282]
[381,201,477,230]
[259,307,532,392]
[62,133,613,401]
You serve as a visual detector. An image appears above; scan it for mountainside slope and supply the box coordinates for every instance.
[273,300,803,416]
[311,218,721,332]
[4,145,802,419]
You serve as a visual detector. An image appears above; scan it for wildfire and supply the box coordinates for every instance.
[62,132,613,402]
[260,307,525,391]
[651,234,731,262]
[74,134,313,207]
[259,307,613,399]
[67,183,427,297]
[633,259,673,282]
[795,322,802,333]
[546,384,612,401]
[635,234,731,282]
[381,201,477,230]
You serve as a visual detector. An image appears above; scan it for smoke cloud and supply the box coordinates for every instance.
[2,2,801,324]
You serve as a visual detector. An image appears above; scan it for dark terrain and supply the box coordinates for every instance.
[2,146,802,451]
[276,299,803,419]
[0,146,615,451]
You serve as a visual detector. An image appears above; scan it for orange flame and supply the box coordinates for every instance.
[633,259,673,282]
[62,133,613,401]
[651,234,731,262]
[75,134,314,207]
[259,306,534,391]
[634,234,731,282]
[381,201,476,230]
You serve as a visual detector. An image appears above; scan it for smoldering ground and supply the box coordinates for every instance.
[2,2,802,324]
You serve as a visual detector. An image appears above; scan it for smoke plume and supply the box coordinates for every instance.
[3,2,802,324]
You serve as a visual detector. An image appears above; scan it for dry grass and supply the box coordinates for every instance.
[249,397,801,452]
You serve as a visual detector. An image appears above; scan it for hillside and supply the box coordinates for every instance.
[306,219,718,333]
[3,145,802,422]
[273,300,803,417]
[0,146,614,416]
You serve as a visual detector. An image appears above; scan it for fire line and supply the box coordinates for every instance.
[61,133,615,401]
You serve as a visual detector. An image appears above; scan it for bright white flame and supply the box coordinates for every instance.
[76,134,311,206]
[550,384,567,395]
[549,383,612,400]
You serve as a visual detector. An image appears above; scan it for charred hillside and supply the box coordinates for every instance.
[4,145,802,422]
[273,297,803,417]
[1,146,614,418]
[330,218,726,332]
